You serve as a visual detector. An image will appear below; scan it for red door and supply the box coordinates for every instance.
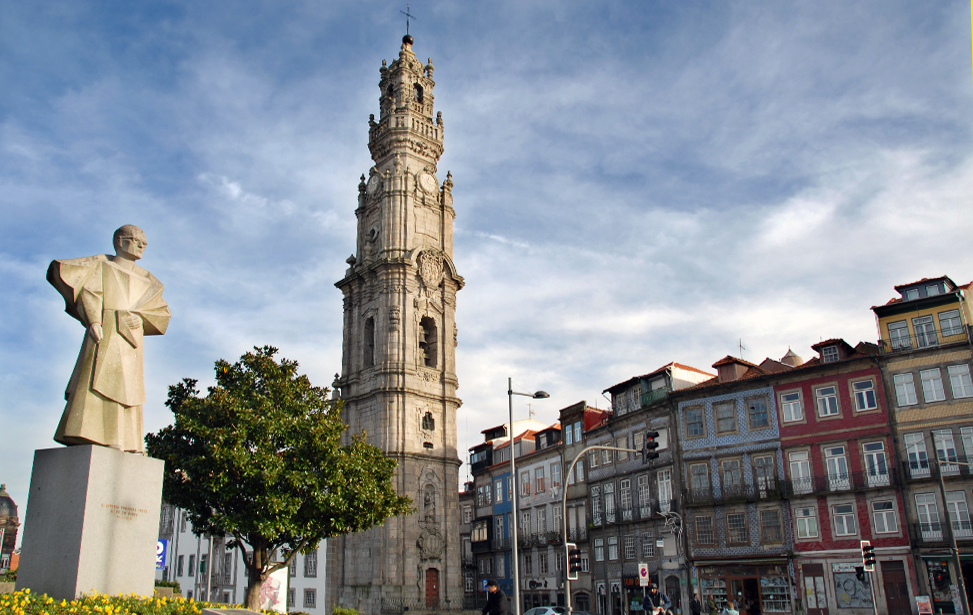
[881,561,911,615]
[426,568,440,608]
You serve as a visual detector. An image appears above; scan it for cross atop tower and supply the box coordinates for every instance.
[400,4,416,36]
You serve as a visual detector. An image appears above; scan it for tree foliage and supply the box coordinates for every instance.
[146,346,413,609]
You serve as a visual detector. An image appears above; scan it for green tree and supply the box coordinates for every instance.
[146,346,413,610]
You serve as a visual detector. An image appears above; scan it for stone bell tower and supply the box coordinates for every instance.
[328,34,463,614]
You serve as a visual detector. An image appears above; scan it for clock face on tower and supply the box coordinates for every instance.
[418,171,438,194]
[367,174,381,194]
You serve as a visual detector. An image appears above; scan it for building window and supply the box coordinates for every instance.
[566,425,574,445]
[588,450,599,468]
[189,555,196,577]
[288,556,296,577]
[832,504,857,536]
[658,469,672,513]
[419,316,437,367]
[715,403,737,434]
[520,471,531,496]
[594,538,605,562]
[721,459,742,493]
[465,575,475,594]
[574,421,582,443]
[521,510,531,534]
[478,556,494,576]
[641,532,655,557]
[815,386,839,416]
[853,380,877,411]
[576,459,584,483]
[633,431,644,456]
[825,446,850,490]
[888,320,911,350]
[462,505,472,524]
[616,436,629,462]
[863,441,889,485]
[905,433,930,477]
[537,508,547,534]
[620,479,633,516]
[821,346,839,363]
[940,310,963,336]
[604,483,616,523]
[780,391,803,422]
[507,478,513,501]
[686,407,705,437]
[949,365,973,398]
[591,486,602,525]
[947,492,972,538]
[305,550,318,577]
[495,516,504,542]
[581,553,589,572]
[364,317,375,367]
[177,555,184,577]
[748,397,770,429]
[906,289,920,300]
[872,501,898,534]
[624,535,636,559]
[789,450,812,494]
[934,429,959,474]
[927,284,941,296]
[963,427,973,465]
[759,509,783,543]
[539,553,549,574]
[690,463,710,494]
[726,512,748,544]
[602,449,612,465]
[523,553,532,575]
[695,516,715,545]
[795,506,818,539]
[893,373,918,406]
[535,467,545,494]
[422,412,435,431]
[496,554,505,578]
[914,315,938,348]
[607,536,618,560]
[304,589,316,609]
[921,369,946,403]
[553,506,563,532]
[637,474,651,517]
[471,520,488,542]
[915,493,941,540]
[288,588,295,608]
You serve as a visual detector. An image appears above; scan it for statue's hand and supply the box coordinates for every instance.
[125,313,142,330]
[88,323,103,343]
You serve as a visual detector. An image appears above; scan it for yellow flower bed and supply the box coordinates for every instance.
[0,588,273,615]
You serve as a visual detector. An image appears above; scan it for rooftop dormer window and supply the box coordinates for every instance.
[821,345,839,363]
[926,284,941,296]
[905,289,919,301]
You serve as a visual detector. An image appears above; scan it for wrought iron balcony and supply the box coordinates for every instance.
[913,521,973,542]
[683,470,898,506]
[878,327,970,355]
[567,526,587,541]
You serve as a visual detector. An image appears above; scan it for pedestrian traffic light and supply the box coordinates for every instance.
[861,540,875,572]
[643,431,660,463]
[567,542,581,581]
[854,566,866,583]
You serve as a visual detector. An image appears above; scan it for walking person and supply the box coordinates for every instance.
[690,593,702,615]
[482,580,509,615]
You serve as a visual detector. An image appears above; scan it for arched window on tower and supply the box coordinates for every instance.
[422,412,435,431]
[386,85,394,100]
[419,317,437,368]
[364,317,375,367]
[414,83,424,103]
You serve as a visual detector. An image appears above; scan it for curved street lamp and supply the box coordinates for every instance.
[509,378,550,615]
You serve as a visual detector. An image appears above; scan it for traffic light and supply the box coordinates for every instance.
[854,566,865,583]
[643,431,660,462]
[861,540,876,572]
[567,542,581,581]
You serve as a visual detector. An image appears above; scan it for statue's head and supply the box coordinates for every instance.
[113,224,147,261]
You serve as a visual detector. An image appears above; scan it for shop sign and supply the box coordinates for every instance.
[916,595,933,614]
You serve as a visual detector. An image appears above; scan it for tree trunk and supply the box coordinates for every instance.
[245,566,266,611]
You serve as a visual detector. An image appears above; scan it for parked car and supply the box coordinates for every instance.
[523,607,567,615]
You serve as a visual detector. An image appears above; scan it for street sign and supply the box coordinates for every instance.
[482,579,489,592]
[638,563,649,587]
[156,539,168,570]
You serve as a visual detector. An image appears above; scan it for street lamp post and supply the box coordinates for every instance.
[509,378,550,615]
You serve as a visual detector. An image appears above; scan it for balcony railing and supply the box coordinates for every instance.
[878,327,969,355]
[590,500,676,524]
[491,537,511,550]
[641,386,672,407]
[904,459,973,481]
[914,521,973,542]
[567,527,587,541]
[684,470,899,506]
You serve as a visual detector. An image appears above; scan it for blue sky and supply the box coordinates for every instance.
[2,0,972,536]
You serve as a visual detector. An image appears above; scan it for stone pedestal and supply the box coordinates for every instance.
[16,445,164,600]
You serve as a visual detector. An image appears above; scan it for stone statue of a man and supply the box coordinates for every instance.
[47,225,170,453]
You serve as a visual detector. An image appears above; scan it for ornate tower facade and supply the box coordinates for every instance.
[328,34,463,614]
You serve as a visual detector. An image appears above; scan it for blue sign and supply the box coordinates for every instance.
[482,579,489,592]
[156,539,168,570]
